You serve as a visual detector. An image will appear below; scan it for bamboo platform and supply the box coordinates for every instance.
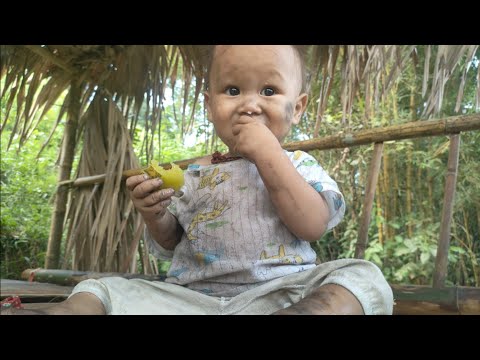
[1,279,73,303]
[2,279,479,315]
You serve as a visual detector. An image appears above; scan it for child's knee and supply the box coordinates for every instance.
[62,292,106,315]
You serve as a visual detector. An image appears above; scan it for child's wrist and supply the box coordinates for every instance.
[143,211,167,226]
[251,144,283,164]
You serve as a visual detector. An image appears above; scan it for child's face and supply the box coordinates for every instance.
[204,45,308,153]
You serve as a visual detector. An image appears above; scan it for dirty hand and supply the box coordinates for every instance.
[231,116,282,162]
[126,174,175,222]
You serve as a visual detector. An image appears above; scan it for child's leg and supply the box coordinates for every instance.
[229,259,393,315]
[0,292,106,315]
[272,284,364,315]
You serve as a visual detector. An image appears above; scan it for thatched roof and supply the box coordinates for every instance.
[2,45,479,148]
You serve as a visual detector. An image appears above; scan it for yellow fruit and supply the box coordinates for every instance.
[144,161,184,191]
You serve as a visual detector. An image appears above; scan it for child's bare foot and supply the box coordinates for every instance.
[0,293,106,315]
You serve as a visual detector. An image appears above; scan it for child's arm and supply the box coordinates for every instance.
[126,175,182,250]
[255,148,329,242]
[232,119,329,242]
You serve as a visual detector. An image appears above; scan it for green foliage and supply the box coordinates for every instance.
[307,53,480,286]
[1,109,63,279]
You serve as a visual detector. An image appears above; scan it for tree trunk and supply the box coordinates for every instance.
[392,156,399,223]
[406,146,413,238]
[417,162,425,230]
[406,87,417,239]
[462,209,479,286]
[428,167,434,220]
[376,184,384,246]
[434,134,461,288]
[45,81,81,269]
[382,150,391,241]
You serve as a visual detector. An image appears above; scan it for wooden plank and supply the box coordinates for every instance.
[0,279,73,301]
[22,303,57,310]
[393,301,460,315]
[392,284,480,315]
[3,278,479,315]
[460,287,480,314]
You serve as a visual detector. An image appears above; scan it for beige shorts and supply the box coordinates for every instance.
[69,258,393,315]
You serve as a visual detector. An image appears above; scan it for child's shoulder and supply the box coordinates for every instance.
[287,150,316,162]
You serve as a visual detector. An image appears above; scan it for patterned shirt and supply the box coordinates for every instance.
[145,150,345,297]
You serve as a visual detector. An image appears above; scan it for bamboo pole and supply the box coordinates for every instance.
[375,185,384,246]
[433,134,461,288]
[283,114,480,152]
[382,150,391,242]
[355,142,384,259]
[25,45,75,74]
[391,284,480,315]
[61,114,480,188]
[20,269,166,287]
[45,81,81,269]
[406,145,414,238]
[57,155,207,188]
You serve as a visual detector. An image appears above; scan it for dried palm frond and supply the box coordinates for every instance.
[62,93,143,272]
[2,45,478,149]
[422,45,479,117]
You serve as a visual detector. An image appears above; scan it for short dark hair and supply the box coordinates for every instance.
[203,45,310,94]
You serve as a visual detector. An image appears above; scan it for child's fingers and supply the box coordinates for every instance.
[125,174,149,191]
[143,188,175,207]
[130,178,164,199]
[149,199,172,215]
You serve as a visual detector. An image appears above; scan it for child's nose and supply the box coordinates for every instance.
[238,94,261,116]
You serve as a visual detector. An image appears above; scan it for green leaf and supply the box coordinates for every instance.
[420,252,430,264]
[371,254,382,265]
[390,222,401,229]
[394,246,412,257]
[449,246,466,255]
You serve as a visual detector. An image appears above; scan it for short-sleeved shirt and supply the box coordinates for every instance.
[145,150,345,297]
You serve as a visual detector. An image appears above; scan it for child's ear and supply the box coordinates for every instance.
[204,91,212,123]
[292,93,308,125]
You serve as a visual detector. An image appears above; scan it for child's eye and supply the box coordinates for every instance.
[225,87,240,96]
[260,87,275,96]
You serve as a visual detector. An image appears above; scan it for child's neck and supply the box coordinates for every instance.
[211,151,242,164]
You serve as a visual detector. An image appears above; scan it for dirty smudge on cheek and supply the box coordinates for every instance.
[284,102,294,124]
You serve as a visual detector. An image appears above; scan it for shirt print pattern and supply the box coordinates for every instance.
[154,150,346,297]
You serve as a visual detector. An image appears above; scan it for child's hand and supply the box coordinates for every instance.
[232,115,283,162]
[126,174,175,222]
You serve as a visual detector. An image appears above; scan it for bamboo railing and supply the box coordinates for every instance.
[47,113,480,314]
[59,114,480,188]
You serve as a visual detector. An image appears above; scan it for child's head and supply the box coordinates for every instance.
[204,45,309,153]
[204,45,309,94]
